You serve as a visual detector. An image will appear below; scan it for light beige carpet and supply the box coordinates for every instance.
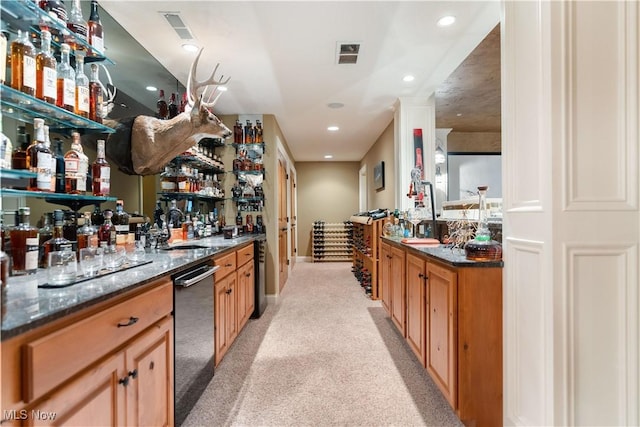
[183,262,463,427]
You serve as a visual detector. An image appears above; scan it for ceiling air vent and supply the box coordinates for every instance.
[337,42,360,64]
[161,12,194,40]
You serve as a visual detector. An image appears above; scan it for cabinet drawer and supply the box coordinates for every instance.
[236,243,254,267]
[214,251,236,280]
[23,279,172,403]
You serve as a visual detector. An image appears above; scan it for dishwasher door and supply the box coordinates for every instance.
[173,263,219,426]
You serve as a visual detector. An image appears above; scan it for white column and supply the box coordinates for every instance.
[393,96,436,212]
[502,1,639,425]
[435,128,452,215]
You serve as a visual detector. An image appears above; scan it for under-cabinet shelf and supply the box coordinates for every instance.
[1,188,116,210]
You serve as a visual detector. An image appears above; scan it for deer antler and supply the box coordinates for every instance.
[187,48,230,110]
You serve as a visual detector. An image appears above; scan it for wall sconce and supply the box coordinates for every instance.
[435,146,446,164]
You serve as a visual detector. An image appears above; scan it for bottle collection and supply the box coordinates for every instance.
[155,89,186,120]
[160,165,225,198]
[233,119,264,144]
[2,118,111,196]
[4,0,106,124]
[311,220,353,262]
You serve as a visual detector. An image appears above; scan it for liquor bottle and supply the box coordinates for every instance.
[157,89,168,119]
[38,0,67,27]
[159,166,176,192]
[11,126,30,170]
[41,209,73,268]
[27,118,53,192]
[176,165,191,193]
[89,64,103,123]
[65,0,87,51]
[235,211,242,226]
[111,200,129,249]
[9,207,39,275]
[98,209,115,246]
[64,131,88,194]
[92,139,110,196]
[10,29,36,96]
[74,52,90,118]
[168,199,182,229]
[234,119,242,144]
[77,212,95,250]
[91,204,104,227]
[62,210,77,245]
[168,92,178,119]
[246,214,254,233]
[255,119,263,143]
[56,43,76,112]
[181,214,193,241]
[0,30,6,85]
[43,125,56,192]
[244,120,254,143]
[52,138,65,193]
[36,29,57,105]
[38,212,53,268]
[87,0,104,55]
[179,92,188,114]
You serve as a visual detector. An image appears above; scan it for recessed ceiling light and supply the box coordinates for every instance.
[146,86,157,91]
[456,113,463,117]
[437,15,456,27]
[327,126,339,132]
[327,102,344,109]
[324,155,333,159]
[182,43,199,52]
[403,75,415,82]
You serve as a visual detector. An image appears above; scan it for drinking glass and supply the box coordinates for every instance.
[47,250,78,286]
[407,207,423,238]
[103,246,126,270]
[79,247,103,277]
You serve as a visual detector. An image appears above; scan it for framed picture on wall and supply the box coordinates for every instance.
[373,161,385,190]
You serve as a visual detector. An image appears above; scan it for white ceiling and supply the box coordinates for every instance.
[99,1,500,162]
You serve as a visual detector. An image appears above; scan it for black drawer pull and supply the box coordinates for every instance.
[117,316,139,328]
[128,369,138,379]
[119,376,129,387]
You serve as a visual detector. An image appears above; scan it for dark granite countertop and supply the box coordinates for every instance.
[1,235,261,341]
[381,236,504,268]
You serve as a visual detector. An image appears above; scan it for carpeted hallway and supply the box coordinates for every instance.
[183,262,463,427]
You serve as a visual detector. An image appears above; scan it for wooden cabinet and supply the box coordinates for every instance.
[406,253,427,366]
[389,245,406,335]
[350,216,384,298]
[378,238,503,427]
[425,261,457,408]
[379,242,392,315]
[213,242,255,366]
[1,278,173,426]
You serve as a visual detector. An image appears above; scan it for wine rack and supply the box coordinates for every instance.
[350,215,385,299]
[311,220,353,262]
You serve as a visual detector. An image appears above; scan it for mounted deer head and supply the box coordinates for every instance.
[99,48,232,176]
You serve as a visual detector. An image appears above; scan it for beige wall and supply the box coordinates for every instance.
[360,120,396,212]
[296,162,360,257]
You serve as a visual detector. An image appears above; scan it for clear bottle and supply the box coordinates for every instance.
[52,137,65,193]
[77,212,95,250]
[42,209,73,268]
[43,125,56,192]
[112,200,129,250]
[0,30,7,85]
[56,43,76,112]
[168,92,178,119]
[64,131,88,194]
[156,89,168,119]
[9,207,39,275]
[11,126,30,171]
[87,0,104,55]
[98,209,115,246]
[27,118,52,192]
[92,139,110,196]
[10,29,36,96]
[464,186,503,261]
[89,64,103,123]
[74,52,90,118]
[65,0,87,51]
[36,29,57,105]
[38,212,54,268]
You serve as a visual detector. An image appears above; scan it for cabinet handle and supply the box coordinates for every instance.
[119,376,129,387]
[418,273,428,281]
[226,288,232,294]
[117,316,139,328]
[245,272,251,277]
[128,369,138,379]
[225,263,233,267]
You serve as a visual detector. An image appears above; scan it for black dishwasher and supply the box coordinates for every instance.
[252,236,267,318]
[173,263,219,426]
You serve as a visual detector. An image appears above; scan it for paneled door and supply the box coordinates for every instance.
[278,158,288,291]
[289,171,296,268]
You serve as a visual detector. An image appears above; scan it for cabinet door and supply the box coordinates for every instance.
[426,261,458,409]
[243,259,255,324]
[380,242,392,315]
[226,273,238,347]
[236,267,248,331]
[125,317,174,427]
[214,278,229,366]
[390,246,406,335]
[406,253,426,366]
[25,353,126,426]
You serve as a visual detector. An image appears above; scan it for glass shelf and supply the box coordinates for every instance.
[0,169,37,180]
[232,169,265,176]
[232,196,264,202]
[1,188,116,210]
[230,143,265,149]
[158,192,225,203]
[1,85,115,134]
[0,0,113,64]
